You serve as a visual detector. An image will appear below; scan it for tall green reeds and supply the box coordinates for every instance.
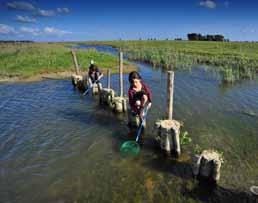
[89,40,258,83]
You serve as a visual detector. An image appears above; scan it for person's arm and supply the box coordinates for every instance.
[95,68,103,81]
[141,83,152,108]
[88,69,94,80]
[143,83,152,103]
[128,89,134,109]
[97,73,103,80]
[128,89,139,114]
[139,83,152,118]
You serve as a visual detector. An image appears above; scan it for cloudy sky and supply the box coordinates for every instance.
[0,0,257,41]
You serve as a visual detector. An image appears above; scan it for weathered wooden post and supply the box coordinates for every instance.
[155,71,181,157]
[92,83,103,95]
[71,50,80,75]
[71,74,83,87]
[107,69,111,89]
[111,50,127,113]
[167,71,174,120]
[119,51,123,97]
[192,150,223,184]
[99,69,116,106]
[71,50,86,92]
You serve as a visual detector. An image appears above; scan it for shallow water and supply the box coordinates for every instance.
[0,45,258,203]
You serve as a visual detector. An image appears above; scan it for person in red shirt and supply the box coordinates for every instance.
[128,71,152,119]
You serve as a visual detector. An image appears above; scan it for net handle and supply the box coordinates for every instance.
[135,105,149,142]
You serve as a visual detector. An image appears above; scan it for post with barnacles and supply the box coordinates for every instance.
[191,149,223,184]
[112,50,127,113]
[155,71,181,157]
[71,50,86,92]
[99,69,116,107]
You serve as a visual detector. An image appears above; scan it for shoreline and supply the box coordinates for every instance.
[0,71,75,84]
[0,64,138,84]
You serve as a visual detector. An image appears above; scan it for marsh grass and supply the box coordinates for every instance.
[0,42,134,79]
[88,40,258,83]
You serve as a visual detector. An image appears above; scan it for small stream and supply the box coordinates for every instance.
[0,45,258,203]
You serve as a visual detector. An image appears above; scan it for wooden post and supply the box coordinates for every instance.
[71,50,80,74]
[107,69,111,89]
[155,119,181,157]
[119,51,123,97]
[192,150,223,184]
[155,71,181,157]
[167,71,174,120]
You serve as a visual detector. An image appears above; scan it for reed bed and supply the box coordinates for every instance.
[88,40,258,83]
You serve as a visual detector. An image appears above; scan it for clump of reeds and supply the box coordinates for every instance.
[93,40,258,83]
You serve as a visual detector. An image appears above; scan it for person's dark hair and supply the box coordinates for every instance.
[89,64,98,71]
[128,71,142,84]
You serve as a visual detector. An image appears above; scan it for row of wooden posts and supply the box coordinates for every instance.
[71,49,222,184]
[71,50,127,113]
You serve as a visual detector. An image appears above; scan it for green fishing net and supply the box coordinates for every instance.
[120,141,140,157]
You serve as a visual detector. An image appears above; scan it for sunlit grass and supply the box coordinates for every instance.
[87,40,258,82]
[0,42,134,79]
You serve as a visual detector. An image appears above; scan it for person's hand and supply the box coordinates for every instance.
[147,102,152,110]
[142,95,148,105]
[96,73,103,81]
[135,100,141,109]
[99,74,103,80]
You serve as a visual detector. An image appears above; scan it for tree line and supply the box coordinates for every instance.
[0,40,34,43]
[187,33,229,42]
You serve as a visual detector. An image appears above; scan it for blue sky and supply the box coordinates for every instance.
[0,0,258,41]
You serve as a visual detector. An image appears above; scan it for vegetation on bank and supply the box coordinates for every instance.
[0,42,135,80]
[86,40,258,83]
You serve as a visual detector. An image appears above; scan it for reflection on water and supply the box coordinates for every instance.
[0,46,258,203]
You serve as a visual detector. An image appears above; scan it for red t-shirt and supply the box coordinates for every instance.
[128,82,152,114]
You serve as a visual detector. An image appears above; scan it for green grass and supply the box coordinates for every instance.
[86,40,258,83]
[0,42,135,79]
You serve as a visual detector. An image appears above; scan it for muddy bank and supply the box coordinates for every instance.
[0,71,75,84]
[0,64,137,84]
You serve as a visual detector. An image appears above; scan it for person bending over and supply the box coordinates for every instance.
[88,60,103,89]
[128,71,152,120]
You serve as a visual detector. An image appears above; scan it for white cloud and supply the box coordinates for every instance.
[57,7,70,13]
[35,9,56,17]
[18,26,71,36]
[0,24,72,37]
[6,1,35,11]
[43,27,72,36]
[20,27,40,35]
[240,25,258,34]
[0,24,16,34]
[16,15,36,23]
[200,0,217,9]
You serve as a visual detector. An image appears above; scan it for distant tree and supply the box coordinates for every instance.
[187,33,199,41]
[197,34,203,40]
[215,35,224,41]
[0,40,34,43]
[187,33,226,42]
